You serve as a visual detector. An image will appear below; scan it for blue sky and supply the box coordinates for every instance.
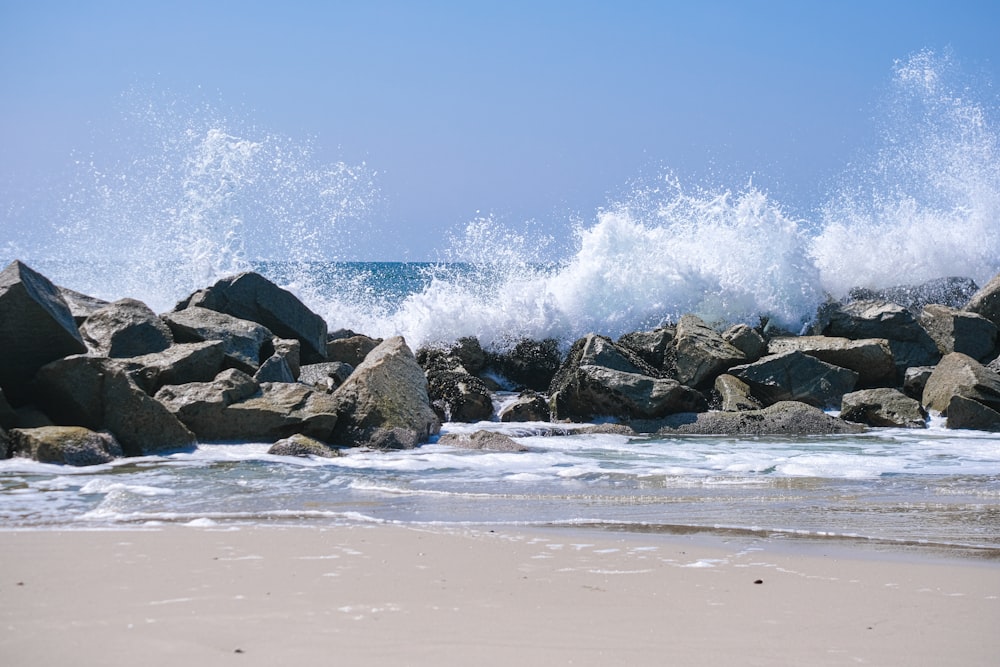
[2,0,999,260]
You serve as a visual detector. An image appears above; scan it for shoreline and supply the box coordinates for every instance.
[3,523,998,666]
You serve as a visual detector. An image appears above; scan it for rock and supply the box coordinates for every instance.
[327,333,381,367]
[729,351,859,408]
[945,394,1000,431]
[822,300,940,377]
[550,364,707,422]
[990,357,1000,374]
[492,338,562,392]
[12,406,53,428]
[921,352,1000,415]
[437,430,528,452]
[426,370,494,422]
[0,260,88,403]
[176,271,328,362]
[617,327,675,370]
[667,315,746,389]
[299,362,354,392]
[58,287,110,325]
[329,336,440,449]
[722,324,767,363]
[254,352,296,384]
[919,304,997,361]
[0,388,16,430]
[113,341,226,395]
[766,336,895,387]
[840,388,927,428]
[965,271,1000,329]
[272,338,301,379]
[79,298,173,358]
[267,433,342,458]
[0,427,8,459]
[32,355,195,456]
[157,373,339,443]
[162,306,273,374]
[903,366,935,400]
[8,426,122,466]
[714,374,763,412]
[653,401,865,436]
[849,276,980,313]
[548,334,705,421]
[499,390,551,422]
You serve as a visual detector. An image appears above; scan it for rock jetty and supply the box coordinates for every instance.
[2,259,999,466]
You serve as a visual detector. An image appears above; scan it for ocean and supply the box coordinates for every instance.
[1,50,999,554]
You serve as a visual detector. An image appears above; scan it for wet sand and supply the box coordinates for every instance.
[2,524,998,666]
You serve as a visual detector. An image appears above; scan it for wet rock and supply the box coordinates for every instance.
[327,333,381,367]
[714,374,763,412]
[822,300,940,377]
[162,307,273,374]
[446,336,489,376]
[499,390,551,422]
[0,260,87,404]
[766,336,895,387]
[329,336,440,449]
[722,324,766,363]
[849,276,980,313]
[921,352,1000,415]
[176,271,328,363]
[113,341,226,395]
[730,351,859,408]
[154,369,260,434]
[667,315,747,389]
[965,271,1000,329]
[299,362,354,392]
[548,334,705,421]
[617,327,675,371]
[267,433,342,458]
[79,298,173,358]
[0,427,8,459]
[426,370,494,422]
[903,366,935,400]
[492,338,562,392]
[653,401,865,436]
[0,389,16,430]
[840,388,927,428]
[945,394,1000,431]
[33,355,195,456]
[437,430,528,452]
[8,426,122,466]
[919,304,997,361]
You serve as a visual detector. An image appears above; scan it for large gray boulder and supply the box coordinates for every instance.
[162,306,273,374]
[667,315,747,389]
[617,327,675,371]
[329,336,440,449]
[921,352,1000,415]
[113,341,225,395]
[654,401,865,436]
[327,332,381,367]
[58,287,110,325]
[498,390,551,422]
[79,298,173,358]
[176,271,328,363]
[155,370,339,443]
[945,395,1000,431]
[729,351,858,408]
[840,388,927,428]
[548,334,705,421]
[0,261,87,403]
[267,433,341,458]
[822,300,940,377]
[766,336,895,387]
[32,355,195,456]
[8,425,122,466]
[965,271,1000,329]
[299,361,354,392]
[491,338,562,392]
[722,324,766,363]
[919,304,997,361]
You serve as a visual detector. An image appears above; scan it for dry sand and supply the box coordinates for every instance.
[2,524,998,666]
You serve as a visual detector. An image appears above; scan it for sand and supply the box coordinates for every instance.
[1,524,998,666]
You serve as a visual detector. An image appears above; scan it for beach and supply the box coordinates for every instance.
[2,525,997,666]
